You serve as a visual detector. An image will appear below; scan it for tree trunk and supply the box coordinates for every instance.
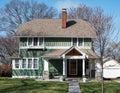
[101,58,104,93]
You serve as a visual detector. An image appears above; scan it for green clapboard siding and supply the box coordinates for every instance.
[84,38,91,47]
[13,49,53,77]
[20,49,53,57]
[13,70,40,76]
[20,38,27,46]
[49,59,63,76]
[12,57,43,76]
[45,38,71,46]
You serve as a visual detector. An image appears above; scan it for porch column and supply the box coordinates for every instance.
[43,59,49,79]
[44,59,48,71]
[63,59,66,76]
[82,58,86,82]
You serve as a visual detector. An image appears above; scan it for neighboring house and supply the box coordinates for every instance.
[12,9,99,81]
[103,58,120,78]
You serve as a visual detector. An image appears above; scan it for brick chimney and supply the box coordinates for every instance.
[62,8,67,28]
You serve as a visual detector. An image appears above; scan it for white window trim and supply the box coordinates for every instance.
[22,59,27,69]
[33,58,39,69]
[20,37,92,49]
[27,37,44,47]
[13,59,21,70]
[13,57,39,70]
[82,38,84,46]
[28,59,32,69]
[12,59,15,69]
[71,38,73,46]
[77,38,78,46]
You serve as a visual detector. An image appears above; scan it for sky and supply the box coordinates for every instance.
[0,0,120,41]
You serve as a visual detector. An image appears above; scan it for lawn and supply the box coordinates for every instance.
[80,81,120,93]
[0,77,68,93]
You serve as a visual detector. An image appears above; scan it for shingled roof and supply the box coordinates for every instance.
[43,48,99,59]
[16,19,96,38]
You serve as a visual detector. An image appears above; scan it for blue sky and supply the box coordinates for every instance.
[0,0,120,41]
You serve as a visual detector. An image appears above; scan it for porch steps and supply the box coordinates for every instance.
[66,78,82,82]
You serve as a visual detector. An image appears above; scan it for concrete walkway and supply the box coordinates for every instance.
[68,80,81,93]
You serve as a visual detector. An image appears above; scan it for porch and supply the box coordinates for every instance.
[42,46,99,81]
[43,58,95,80]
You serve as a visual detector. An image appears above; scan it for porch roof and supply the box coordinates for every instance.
[42,49,67,58]
[42,47,99,59]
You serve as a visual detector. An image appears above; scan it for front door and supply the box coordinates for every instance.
[69,59,77,75]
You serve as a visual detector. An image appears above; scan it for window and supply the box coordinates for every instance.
[34,38,38,46]
[73,38,77,46]
[22,59,26,68]
[20,38,27,46]
[33,59,38,68]
[78,38,82,46]
[13,58,38,69]
[39,38,43,46]
[15,59,19,68]
[28,38,32,46]
[28,59,32,68]
[84,38,91,47]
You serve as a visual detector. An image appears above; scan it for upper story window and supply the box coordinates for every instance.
[78,38,82,46]
[20,37,44,47]
[20,37,91,48]
[73,38,77,46]
[28,38,32,46]
[33,38,38,46]
[39,38,43,46]
[72,38,83,46]
[84,38,91,47]
[20,38,27,46]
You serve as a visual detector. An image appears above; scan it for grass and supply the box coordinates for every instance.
[80,81,120,93]
[0,77,68,93]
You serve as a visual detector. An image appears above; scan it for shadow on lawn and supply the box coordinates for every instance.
[0,79,68,93]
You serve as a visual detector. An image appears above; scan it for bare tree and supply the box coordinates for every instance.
[0,0,57,77]
[0,33,18,77]
[0,0,57,34]
[106,41,120,62]
[67,4,114,93]
[93,8,113,93]
[0,33,18,64]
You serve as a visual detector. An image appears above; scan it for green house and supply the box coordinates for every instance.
[12,9,99,81]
